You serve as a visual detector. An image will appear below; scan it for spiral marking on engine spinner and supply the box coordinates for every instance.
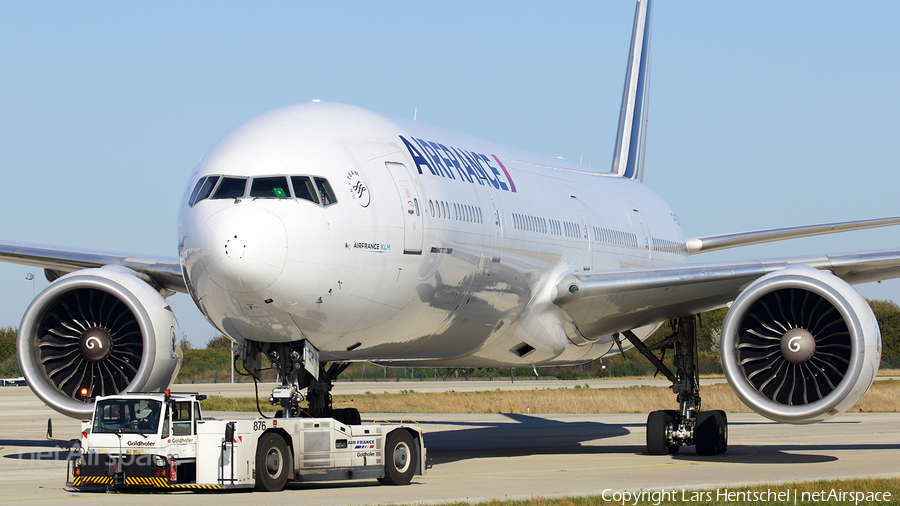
[780,328,816,364]
[78,327,114,362]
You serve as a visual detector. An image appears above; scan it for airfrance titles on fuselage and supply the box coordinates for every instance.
[400,136,517,192]
[353,242,391,252]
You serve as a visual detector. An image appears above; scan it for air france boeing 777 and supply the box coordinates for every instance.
[5,0,900,456]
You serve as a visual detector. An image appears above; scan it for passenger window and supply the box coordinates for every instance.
[251,176,290,198]
[429,200,435,217]
[212,177,247,199]
[314,177,337,205]
[291,176,317,203]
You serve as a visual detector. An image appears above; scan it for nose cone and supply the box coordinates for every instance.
[201,206,287,293]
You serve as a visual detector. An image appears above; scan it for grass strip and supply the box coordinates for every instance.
[200,379,900,414]
[399,477,900,506]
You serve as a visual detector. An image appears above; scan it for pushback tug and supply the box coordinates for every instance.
[65,390,425,492]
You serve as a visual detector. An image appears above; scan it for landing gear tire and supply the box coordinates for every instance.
[694,410,727,456]
[378,430,417,485]
[714,410,728,454]
[646,410,678,455]
[254,433,292,491]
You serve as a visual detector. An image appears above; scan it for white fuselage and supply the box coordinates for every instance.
[177,102,687,367]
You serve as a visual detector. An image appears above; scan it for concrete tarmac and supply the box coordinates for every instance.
[2,384,899,505]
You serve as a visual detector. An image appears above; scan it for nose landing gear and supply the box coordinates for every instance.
[239,339,361,425]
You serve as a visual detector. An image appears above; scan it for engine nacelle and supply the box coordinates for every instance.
[721,266,880,424]
[17,266,182,419]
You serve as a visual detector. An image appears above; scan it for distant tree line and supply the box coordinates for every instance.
[0,326,17,377]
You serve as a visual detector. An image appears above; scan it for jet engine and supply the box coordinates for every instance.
[17,266,182,419]
[721,265,880,424]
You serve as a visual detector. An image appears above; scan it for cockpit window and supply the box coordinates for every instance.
[189,178,206,206]
[190,176,219,206]
[212,177,247,199]
[314,177,337,206]
[291,176,317,203]
[194,174,336,206]
[250,176,290,198]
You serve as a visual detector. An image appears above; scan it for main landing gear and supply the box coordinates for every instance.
[240,340,361,425]
[617,316,727,456]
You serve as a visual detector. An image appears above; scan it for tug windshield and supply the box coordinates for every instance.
[92,398,163,435]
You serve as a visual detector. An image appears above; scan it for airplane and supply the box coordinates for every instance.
[4,0,900,456]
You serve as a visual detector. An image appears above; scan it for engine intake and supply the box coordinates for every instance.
[721,266,880,424]
[17,266,182,419]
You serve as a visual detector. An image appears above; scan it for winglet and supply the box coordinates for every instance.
[610,0,653,182]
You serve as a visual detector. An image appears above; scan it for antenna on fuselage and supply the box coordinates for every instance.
[413,107,417,121]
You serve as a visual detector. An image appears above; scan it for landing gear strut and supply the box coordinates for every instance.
[240,340,361,425]
[618,316,727,455]
[301,362,361,425]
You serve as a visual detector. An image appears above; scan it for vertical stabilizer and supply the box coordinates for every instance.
[610,0,653,182]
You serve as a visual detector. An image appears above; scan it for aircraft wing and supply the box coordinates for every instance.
[0,241,186,294]
[685,216,900,254]
[552,249,900,340]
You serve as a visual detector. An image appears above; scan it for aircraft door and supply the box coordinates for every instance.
[571,196,592,271]
[476,188,503,263]
[628,204,652,265]
[385,162,424,254]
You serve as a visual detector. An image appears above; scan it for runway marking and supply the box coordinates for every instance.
[426,446,761,480]
[829,452,900,461]
[0,496,103,503]
[425,462,706,481]
[427,446,900,482]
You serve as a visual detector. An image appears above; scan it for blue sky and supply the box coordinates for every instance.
[1,1,898,346]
